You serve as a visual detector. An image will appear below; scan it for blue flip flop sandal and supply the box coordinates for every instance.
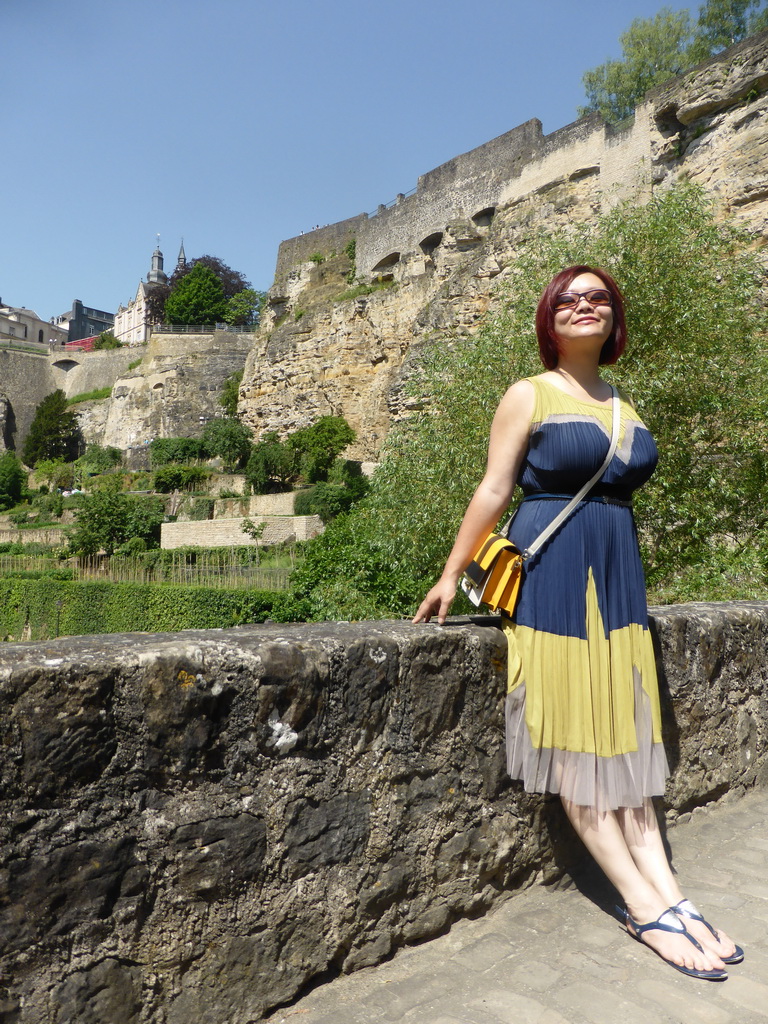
[615,906,728,981]
[671,899,744,965]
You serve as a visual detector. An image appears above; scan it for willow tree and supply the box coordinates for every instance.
[291,182,768,618]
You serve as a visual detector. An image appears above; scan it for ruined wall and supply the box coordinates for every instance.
[248,32,768,460]
[1,601,767,1023]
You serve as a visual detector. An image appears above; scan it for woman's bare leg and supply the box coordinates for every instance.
[561,798,725,972]
[615,800,738,961]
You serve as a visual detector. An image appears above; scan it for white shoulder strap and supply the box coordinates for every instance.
[521,386,621,561]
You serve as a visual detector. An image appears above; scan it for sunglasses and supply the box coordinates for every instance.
[553,288,613,311]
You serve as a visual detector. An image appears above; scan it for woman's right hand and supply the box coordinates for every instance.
[412,379,535,627]
[412,576,459,625]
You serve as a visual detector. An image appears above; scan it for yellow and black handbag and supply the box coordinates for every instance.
[460,389,620,615]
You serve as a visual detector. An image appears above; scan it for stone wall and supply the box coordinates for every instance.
[250,32,768,460]
[52,347,143,400]
[93,331,255,465]
[273,213,368,285]
[272,32,768,290]
[213,492,297,518]
[0,351,56,452]
[160,514,322,549]
[1,601,767,1023]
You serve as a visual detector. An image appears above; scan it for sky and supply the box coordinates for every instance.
[3,0,686,322]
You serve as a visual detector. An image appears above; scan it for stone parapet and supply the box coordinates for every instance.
[1,602,767,1022]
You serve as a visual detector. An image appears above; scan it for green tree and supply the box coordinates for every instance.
[0,452,26,510]
[75,444,123,479]
[579,8,694,122]
[149,437,207,467]
[69,492,165,555]
[290,182,768,619]
[35,458,75,491]
[164,264,229,325]
[287,416,356,482]
[219,370,244,417]
[246,432,297,494]
[92,332,122,350]
[224,289,266,327]
[579,0,768,122]
[170,255,251,299]
[152,465,209,492]
[22,390,82,467]
[688,0,768,61]
[202,417,253,471]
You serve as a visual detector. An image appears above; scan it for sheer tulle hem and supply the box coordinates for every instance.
[505,671,670,813]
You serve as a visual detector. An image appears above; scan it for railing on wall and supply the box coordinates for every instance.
[0,338,51,355]
[367,186,418,218]
[152,324,256,335]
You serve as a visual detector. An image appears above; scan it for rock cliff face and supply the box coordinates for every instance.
[240,32,768,461]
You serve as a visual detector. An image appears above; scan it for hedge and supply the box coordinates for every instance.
[0,579,310,641]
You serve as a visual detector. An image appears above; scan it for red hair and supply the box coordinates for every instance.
[534,265,627,370]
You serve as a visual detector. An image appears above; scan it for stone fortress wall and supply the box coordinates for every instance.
[272,29,768,293]
[250,31,768,461]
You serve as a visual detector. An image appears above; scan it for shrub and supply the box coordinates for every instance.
[149,437,207,467]
[201,417,252,471]
[92,332,122,350]
[0,578,310,640]
[153,465,209,493]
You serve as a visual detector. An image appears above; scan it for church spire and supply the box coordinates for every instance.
[177,239,187,273]
[147,235,168,285]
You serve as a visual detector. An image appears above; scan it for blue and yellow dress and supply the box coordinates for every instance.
[504,376,669,811]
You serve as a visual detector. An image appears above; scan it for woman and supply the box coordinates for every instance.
[413,266,742,981]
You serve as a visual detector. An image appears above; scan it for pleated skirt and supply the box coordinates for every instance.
[504,496,669,812]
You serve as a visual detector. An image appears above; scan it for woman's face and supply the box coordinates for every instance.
[552,272,614,355]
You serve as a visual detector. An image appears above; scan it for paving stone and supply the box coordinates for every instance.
[718,975,768,1016]
[362,969,461,1018]
[493,958,562,994]
[635,977,735,1024]
[554,981,650,1024]
[263,789,768,1024]
[465,987,551,1024]
[450,934,518,972]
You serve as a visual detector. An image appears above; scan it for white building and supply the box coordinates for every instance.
[114,243,180,346]
[0,304,68,348]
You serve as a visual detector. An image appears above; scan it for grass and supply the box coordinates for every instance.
[67,386,112,405]
[334,280,397,303]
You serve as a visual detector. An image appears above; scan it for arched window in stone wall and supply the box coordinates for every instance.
[371,252,400,282]
[472,207,496,228]
[38,329,44,344]
[419,232,443,256]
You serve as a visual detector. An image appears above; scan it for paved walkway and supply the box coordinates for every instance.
[264,788,768,1024]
